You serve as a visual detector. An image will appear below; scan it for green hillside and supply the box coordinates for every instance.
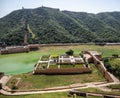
[0,7,120,45]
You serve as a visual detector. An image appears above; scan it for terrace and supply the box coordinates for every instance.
[34,54,85,69]
[58,55,84,64]
[33,53,91,75]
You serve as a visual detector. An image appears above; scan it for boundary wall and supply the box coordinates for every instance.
[84,51,114,82]
[33,68,91,75]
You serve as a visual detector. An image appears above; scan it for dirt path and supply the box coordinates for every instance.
[0,81,119,95]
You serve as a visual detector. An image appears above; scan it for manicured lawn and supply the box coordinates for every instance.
[60,64,80,68]
[49,64,58,68]
[49,64,83,68]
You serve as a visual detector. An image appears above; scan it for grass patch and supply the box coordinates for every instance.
[59,64,83,68]
[79,87,103,92]
[0,92,88,98]
[74,64,84,68]
[6,78,18,89]
[107,84,120,90]
[49,64,58,68]
[79,87,120,95]
[60,64,75,68]
[88,96,102,98]
[0,92,70,98]
[7,63,105,90]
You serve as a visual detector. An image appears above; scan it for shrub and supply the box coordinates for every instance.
[11,85,18,90]
[103,58,109,62]
[66,49,74,56]
[112,54,119,58]
[104,58,120,79]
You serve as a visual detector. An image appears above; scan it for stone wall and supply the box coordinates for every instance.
[86,51,114,82]
[33,68,91,75]
[28,44,39,51]
[0,46,29,54]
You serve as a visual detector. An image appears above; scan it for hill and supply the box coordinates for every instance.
[0,7,120,45]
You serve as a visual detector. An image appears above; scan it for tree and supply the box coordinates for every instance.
[112,54,119,58]
[66,49,74,55]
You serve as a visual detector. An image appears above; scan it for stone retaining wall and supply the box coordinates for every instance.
[33,68,91,75]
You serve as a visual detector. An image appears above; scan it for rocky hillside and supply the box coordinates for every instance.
[0,7,120,45]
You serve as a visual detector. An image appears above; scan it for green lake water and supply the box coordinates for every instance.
[0,62,34,75]
[0,51,41,75]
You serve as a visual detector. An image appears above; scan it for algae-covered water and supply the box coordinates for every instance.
[0,51,41,75]
[0,47,66,75]
[0,46,70,75]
